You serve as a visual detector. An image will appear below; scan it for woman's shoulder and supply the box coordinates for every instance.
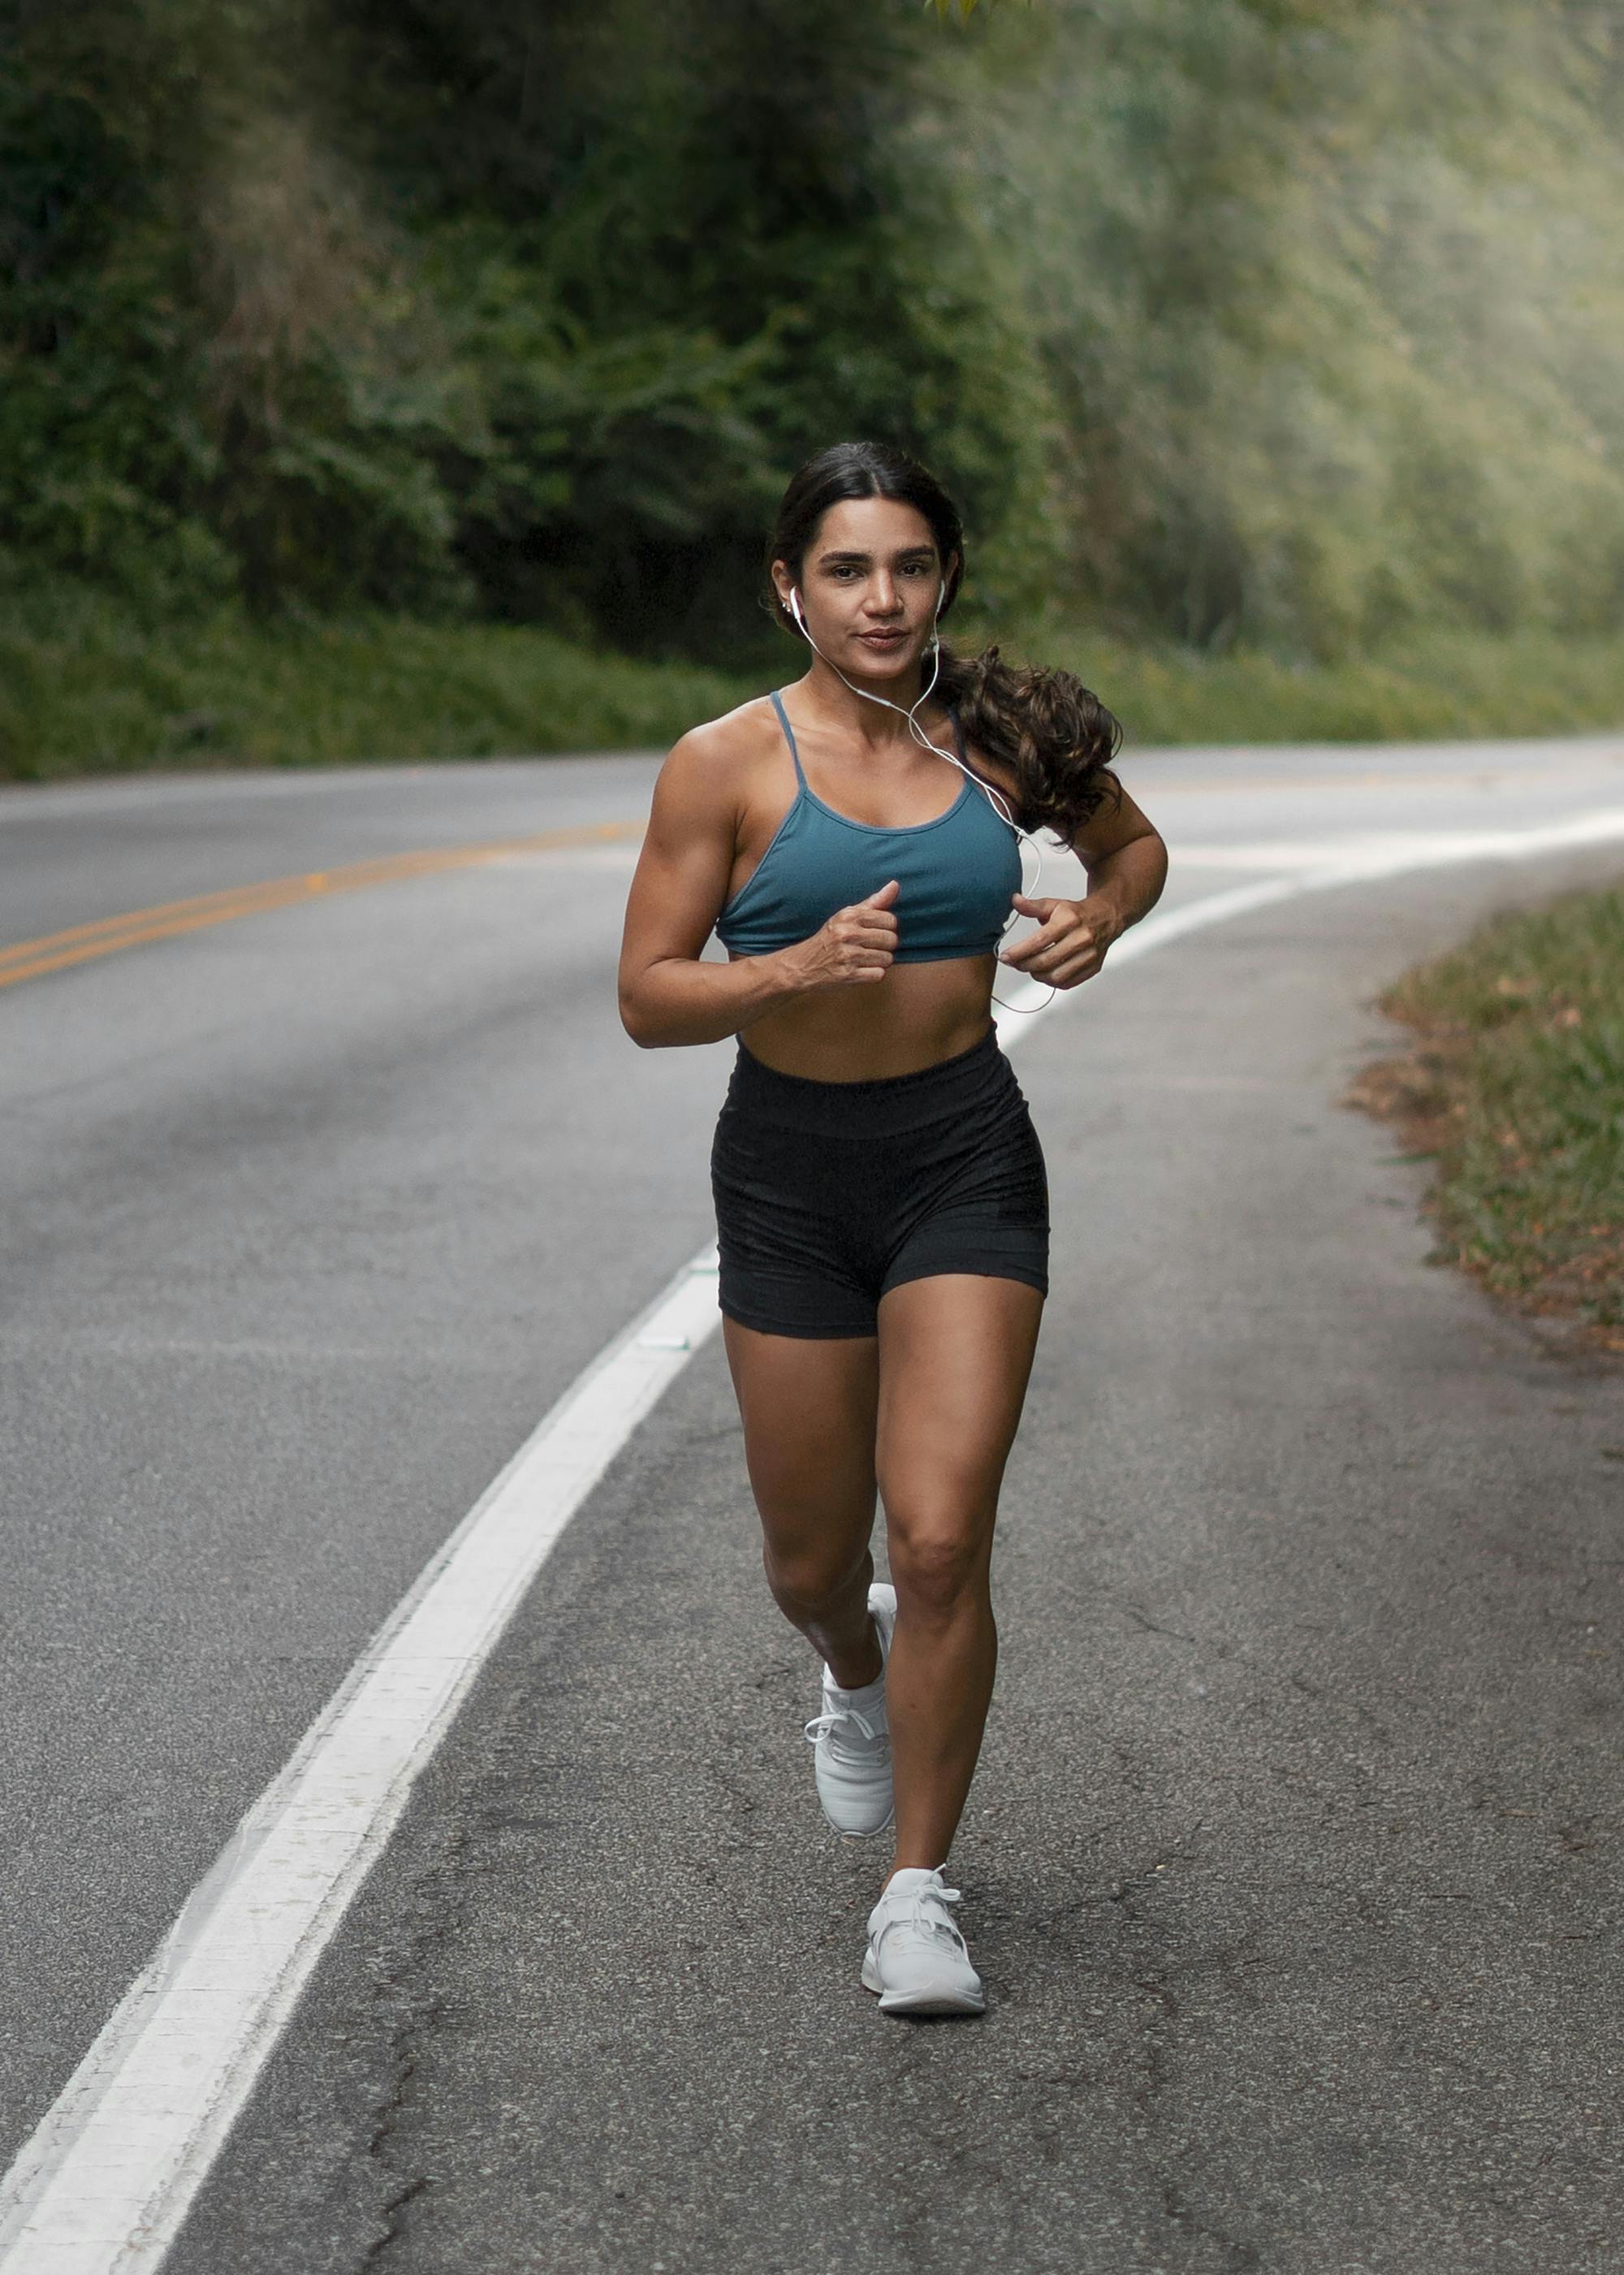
[654,692,792,823]
[667,690,786,768]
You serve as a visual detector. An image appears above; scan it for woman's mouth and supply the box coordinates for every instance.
[856,629,909,651]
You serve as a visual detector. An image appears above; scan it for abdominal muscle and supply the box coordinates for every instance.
[729,952,999,1082]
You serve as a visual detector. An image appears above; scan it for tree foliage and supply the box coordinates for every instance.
[2,0,1622,660]
[943,0,1624,652]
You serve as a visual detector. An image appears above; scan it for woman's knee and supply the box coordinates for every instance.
[762,1535,869,1614]
[887,1511,991,1621]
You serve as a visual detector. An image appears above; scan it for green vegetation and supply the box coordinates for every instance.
[0,593,755,776]
[10,603,1624,781]
[1047,629,1624,750]
[5,1,1624,775]
[1352,884,1624,1351]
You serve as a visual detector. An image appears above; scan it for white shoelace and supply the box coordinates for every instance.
[875,1879,969,1954]
[804,1702,886,1749]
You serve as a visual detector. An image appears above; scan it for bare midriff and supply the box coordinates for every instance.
[729,953,998,1082]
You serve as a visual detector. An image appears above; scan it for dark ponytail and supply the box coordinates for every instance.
[937,644,1122,841]
[767,441,1122,843]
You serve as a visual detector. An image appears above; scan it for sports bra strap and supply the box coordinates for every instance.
[769,690,808,789]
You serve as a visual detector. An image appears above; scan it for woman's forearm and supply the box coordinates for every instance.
[1085,831,1168,935]
[620,946,807,1048]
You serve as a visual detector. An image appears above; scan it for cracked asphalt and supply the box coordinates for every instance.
[4,746,1623,2273]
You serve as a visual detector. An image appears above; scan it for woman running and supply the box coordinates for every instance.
[618,440,1168,2016]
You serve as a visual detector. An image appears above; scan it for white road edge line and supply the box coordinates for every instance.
[5,801,1624,2273]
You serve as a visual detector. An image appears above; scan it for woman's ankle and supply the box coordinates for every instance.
[821,1611,883,1692]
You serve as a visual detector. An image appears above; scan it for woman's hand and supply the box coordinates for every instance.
[787,880,901,990]
[998,893,1121,988]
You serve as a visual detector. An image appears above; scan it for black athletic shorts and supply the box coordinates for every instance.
[710,1026,1049,1339]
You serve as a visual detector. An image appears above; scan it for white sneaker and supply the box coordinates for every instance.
[803,1583,896,1837]
[862,1867,986,2016]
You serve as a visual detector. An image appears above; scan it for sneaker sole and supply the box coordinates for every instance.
[826,1812,896,1839]
[861,1956,987,2016]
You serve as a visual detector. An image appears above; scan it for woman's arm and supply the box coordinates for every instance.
[617,728,902,1047]
[997,778,1168,993]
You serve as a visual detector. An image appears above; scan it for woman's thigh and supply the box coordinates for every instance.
[875,1275,1044,1566]
[720,1318,881,1570]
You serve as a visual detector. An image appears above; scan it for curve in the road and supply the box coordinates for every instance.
[3,798,1624,2275]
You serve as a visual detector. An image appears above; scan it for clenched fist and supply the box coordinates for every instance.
[790,880,901,989]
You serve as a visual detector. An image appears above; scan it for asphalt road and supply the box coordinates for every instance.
[3,733,1623,2273]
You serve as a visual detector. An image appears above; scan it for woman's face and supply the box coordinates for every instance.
[774,496,954,682]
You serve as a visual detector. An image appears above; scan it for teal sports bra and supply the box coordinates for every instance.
[715,690,1023,964]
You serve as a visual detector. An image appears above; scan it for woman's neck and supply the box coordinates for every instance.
[794,655,942,753]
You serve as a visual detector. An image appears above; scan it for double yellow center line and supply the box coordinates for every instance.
[0,817,645,993]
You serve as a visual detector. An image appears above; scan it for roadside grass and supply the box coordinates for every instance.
[1053,625,1624,747]
[0,599,758,781]
[1348,880,1624,1354]
[3,591,1623,782]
